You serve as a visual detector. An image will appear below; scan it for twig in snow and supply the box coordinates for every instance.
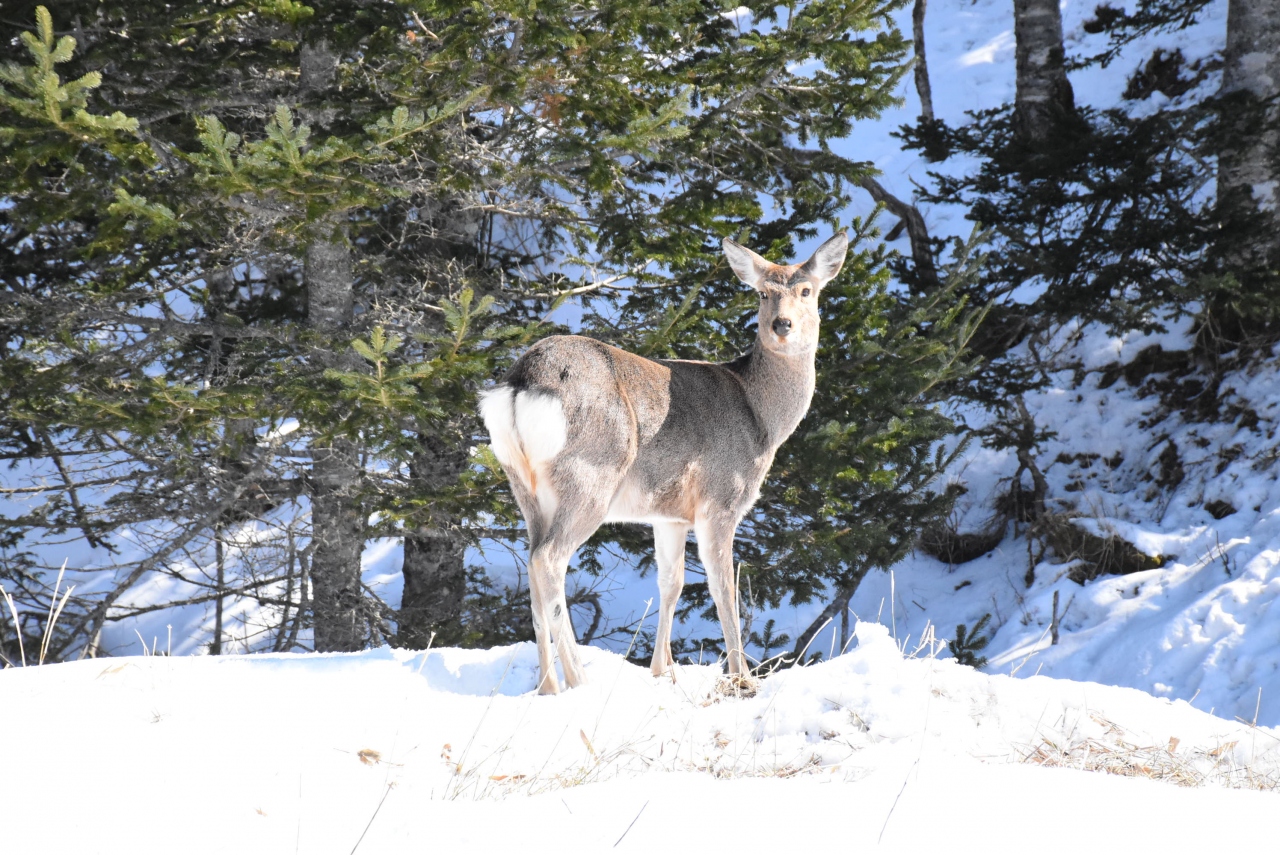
[349,783,395,854]
[878,758,920,844]
[613,800,648,848]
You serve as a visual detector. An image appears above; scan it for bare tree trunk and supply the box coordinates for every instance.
[205,265,258,655]
[912,0,934,123]
[1218,0,1280,274]
[398,433,468,647]
[308,434,366,652]
[793,583,859,662]
[299,39,370,652]
[212,535,225,654]
[839,600,851,653]
[304,228,369,652]
[1012,0,1076,145]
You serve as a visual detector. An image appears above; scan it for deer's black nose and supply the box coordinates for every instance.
[772,317,792,337]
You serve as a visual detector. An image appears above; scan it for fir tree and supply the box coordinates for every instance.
[2,1,977,660]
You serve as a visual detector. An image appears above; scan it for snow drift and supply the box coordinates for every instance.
[3,621,1277,852]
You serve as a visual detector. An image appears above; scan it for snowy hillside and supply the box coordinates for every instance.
[836,0,1280,730]
[850,318,1280,727]
[3,622,1278,852]
[12,0,1280,839]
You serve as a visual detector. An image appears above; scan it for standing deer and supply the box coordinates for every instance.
[479,233,848,694]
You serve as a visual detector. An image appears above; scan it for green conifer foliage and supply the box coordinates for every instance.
[2,1,976,660]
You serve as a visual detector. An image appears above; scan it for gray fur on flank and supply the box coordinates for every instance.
[479,232,848,693]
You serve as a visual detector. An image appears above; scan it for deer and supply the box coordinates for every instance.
[478,232,848,694]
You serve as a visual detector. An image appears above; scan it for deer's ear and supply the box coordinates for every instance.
[800,231,849,287]
[723,238,772,289]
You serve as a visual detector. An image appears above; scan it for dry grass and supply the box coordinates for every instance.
[1034,512,1165,584]
[919,516,1006,566]
[2,560,74,667]
[1020,713,1280,791]
[461,735,832,798]
[713,673,759,699]
[441,668,839,800]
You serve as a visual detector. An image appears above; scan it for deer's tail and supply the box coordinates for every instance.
[478,385,567,501]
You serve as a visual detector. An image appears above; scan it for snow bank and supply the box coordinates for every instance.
[4,621,1277,852]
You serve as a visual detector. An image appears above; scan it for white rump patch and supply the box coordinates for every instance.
[478,386,520,468]
[480,386,566,515]
[514,391,567,464]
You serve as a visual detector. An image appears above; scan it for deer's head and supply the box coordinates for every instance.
[723,232,848,358]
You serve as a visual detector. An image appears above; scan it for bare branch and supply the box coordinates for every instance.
[860,176,940,290]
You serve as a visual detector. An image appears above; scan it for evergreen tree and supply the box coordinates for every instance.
[878,0,1280,597]
[898,0,1280,361]
[770,226,985,659]
[893,0,1230,413]
[1,0,976,661]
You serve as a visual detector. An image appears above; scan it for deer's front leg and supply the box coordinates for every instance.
[695,514,749,677]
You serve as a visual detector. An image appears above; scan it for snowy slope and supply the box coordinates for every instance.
[8,0,1278,787]
[3,623,1277,853]
[849,318,1280,727]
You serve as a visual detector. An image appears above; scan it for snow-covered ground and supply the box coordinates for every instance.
[12,0,1280,843]
[3,622,1277,853]
[848,317,1280,727]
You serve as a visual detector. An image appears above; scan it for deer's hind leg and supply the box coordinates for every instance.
[525,459,628,694]
[506,477,561,694]
[651,522,689,678]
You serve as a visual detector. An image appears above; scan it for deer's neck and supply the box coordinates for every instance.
[733,343,817,449]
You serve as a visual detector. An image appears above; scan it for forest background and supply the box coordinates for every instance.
[2,0,1277,672]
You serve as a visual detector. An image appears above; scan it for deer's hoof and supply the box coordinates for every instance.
[714,673,759,698]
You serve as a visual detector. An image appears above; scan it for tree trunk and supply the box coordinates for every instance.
[1218,0,1280,275]
[305,228,369,652]
[298,38,368,652]
[308,431,367,652]
[397,196,486,648]
[205,264,261,654]
[793,583,859,662]
[398,433,469,648]
[1012,0,1076,145]
[912,0,934,123]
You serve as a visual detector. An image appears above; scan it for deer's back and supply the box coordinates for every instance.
[504,335,772,523]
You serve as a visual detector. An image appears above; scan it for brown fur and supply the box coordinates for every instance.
[479,233,848,693]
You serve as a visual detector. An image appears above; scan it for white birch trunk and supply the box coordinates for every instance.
[1012,0,1076,145]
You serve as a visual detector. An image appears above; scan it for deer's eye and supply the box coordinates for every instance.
[758,291,767,300]
[801,287,812,297]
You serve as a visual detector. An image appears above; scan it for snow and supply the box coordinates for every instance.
[958,30,1015,68]
[838,310,1280,727]
[12,0,1280,842]
[3,621,1277,852]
